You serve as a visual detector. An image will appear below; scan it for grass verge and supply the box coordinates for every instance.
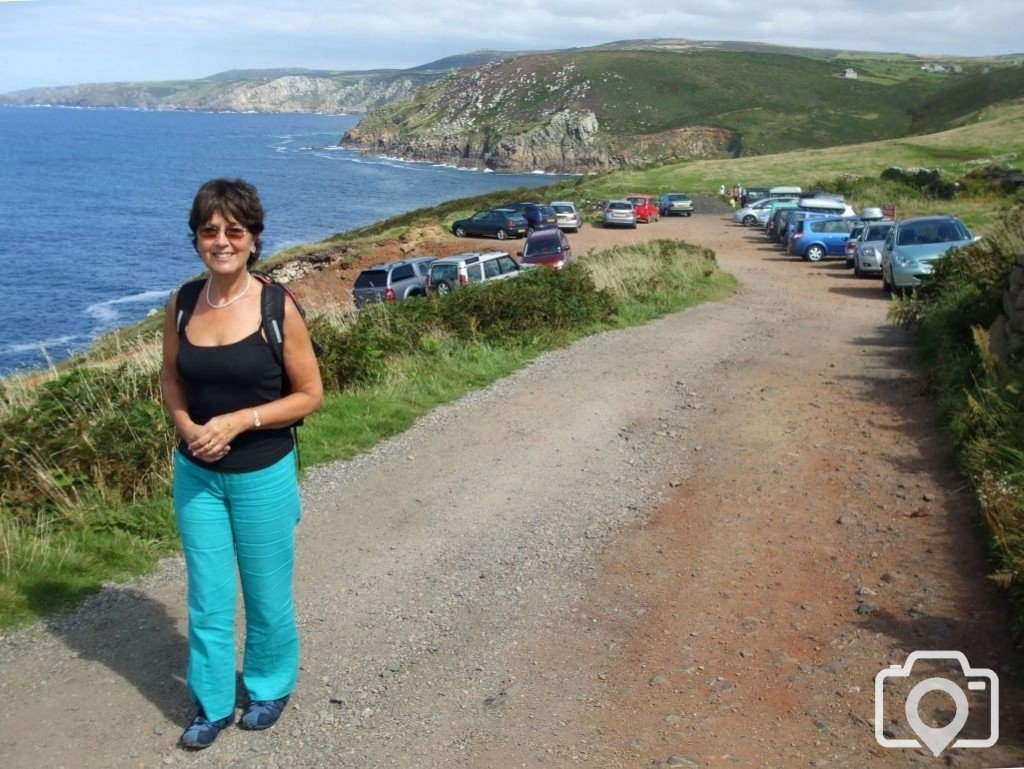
[889,204,1024,633]
[0,240,735,627]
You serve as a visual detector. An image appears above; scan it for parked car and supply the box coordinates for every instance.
[602,200,637,228]
[843,223,865,268]
[744,187,771,205]
[769,186,803,198]
[549,201,582,232]
[451,208,528,240]
[782,210,832,249]
[765,201,799,238]
[426,250,523,296]
[500,202,558,234]
[627,195,660,223]
[733,196,798,227]
[657,193,694,217]
[851,220,894,278]
[518,229,573,269]
[880,215,976,295]
[788,216,859,261]
[352,256,437,308]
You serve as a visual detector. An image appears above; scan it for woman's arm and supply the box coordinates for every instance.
[159,293,208,454]
[185,294,324,455]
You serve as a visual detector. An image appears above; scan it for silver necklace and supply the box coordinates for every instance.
[206,273,252,309]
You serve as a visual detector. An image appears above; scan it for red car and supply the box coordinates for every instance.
[627,195,660,223]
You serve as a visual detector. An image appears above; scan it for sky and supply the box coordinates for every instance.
[1,0,1022,94]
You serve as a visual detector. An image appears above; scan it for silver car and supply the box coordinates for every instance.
[549,200,582,232]
[602,200,637,228]
[851,221,893,278]
[658,193,694,217]
[352,256,437,308]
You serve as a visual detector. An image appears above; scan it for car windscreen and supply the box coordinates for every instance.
[897,220,970,246]
[552,205,574,214]
[607,202,632,210]
[865,224,892,241]
[355,270,388,289]
[668,195,689,201]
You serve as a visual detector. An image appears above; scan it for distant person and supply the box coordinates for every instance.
[160,178,323,749]
[719,184,726,196]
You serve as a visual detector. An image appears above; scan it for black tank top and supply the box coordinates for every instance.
[176,329,293,472]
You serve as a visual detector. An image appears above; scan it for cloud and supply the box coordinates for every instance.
[0,0,1021,93]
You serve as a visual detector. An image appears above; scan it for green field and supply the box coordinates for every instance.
[352,50,1023,161]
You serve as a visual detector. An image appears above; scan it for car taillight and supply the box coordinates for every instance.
[793,231,803,239]
[458,274,467,286]
[385,287,396,302]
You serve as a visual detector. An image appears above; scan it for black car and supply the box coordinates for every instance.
[451,208,528,240]
[500,202,559,234]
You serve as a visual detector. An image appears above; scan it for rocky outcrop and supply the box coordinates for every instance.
[339,56,738,173]
[989,252,1024,362]
[342,108,736,173]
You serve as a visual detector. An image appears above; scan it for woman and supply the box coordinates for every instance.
[160,178,323,749]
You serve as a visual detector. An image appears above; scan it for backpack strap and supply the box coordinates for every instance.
[257,277,288,371]
[174,279,206,337]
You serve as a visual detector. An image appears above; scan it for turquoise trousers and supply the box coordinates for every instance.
[173,449,301,721]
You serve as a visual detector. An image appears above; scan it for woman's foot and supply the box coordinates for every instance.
[240,695,290,730]
[180,707,234,749]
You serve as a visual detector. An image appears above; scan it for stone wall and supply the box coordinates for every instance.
[989,252,1024,362]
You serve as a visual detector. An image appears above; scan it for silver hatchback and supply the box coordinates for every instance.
[602,200,637,228]
[851,221,894,278]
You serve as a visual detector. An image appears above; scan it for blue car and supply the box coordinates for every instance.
[789,216,859,261]
[880,215,976,294]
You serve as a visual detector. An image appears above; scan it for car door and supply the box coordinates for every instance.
[497,255,520,280]
[466,211,491,237]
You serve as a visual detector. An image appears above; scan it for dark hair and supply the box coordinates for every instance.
[189,178,265,267]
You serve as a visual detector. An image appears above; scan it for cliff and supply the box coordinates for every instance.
[0,52,515,113]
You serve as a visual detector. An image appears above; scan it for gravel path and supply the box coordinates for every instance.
[1,213,1021,769]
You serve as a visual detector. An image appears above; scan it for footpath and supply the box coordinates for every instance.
[0,215,1021,769]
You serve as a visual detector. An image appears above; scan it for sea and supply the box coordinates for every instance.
[0,106,571,376]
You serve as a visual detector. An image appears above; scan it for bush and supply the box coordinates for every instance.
[893,205,1024,632]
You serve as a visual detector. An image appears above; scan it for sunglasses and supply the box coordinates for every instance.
[198,224,249,241]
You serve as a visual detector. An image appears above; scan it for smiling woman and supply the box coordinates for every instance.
[160,178,324,749]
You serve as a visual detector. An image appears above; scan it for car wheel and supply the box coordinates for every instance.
[630,222,637,229]
[845,258,854,269]
[882,268,892,295]
[806,245,825,262]
[685,212,692,217]
[435,279,454,296]
[496,228,508,240]
[853,261,862,278]
[454,226,467,237]
[742,214,757,227]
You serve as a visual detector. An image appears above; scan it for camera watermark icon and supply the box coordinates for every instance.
[875,651,999,756]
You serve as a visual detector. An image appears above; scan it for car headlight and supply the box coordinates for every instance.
[893,252,916,269]
[862,247,877,258]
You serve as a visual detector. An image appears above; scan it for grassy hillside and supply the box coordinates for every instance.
[349,49,1023,163]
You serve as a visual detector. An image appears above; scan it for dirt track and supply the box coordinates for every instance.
[1,214,1022,769]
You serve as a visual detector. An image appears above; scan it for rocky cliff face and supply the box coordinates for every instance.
[1,73,438,114]
[340,57,738,173]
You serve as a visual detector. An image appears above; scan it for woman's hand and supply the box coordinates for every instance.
[187,412,245,462]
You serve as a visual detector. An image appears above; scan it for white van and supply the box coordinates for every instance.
[769,186,803,198]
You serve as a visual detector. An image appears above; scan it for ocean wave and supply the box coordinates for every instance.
[86,290,170,325]
[0,334,83,356]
